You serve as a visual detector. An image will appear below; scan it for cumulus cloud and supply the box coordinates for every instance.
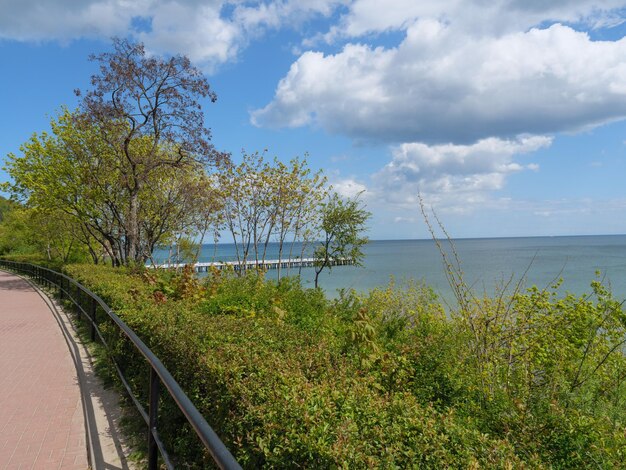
[330,177,368,199]
[233,0,343,33]
[322,0,626,41]
[371,136,551,209]
[137,0,343,68]
[253,22,626,144]
[0,0,146,41]
[242,1,626,211]
[136,2,240,67]
[0,0,342,69]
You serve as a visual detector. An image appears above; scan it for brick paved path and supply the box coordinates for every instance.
[0,270,88,469]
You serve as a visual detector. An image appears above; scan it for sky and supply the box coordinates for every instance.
[2,1,626,240]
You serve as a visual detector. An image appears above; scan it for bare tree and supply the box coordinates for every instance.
[76,38,226,263]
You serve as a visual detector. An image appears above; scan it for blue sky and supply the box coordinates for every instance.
[2,1,626,240]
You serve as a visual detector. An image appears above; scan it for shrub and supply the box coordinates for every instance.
[61,264,626,468]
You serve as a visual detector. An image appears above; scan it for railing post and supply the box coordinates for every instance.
[148,367,160,470]
[90,297,97,342]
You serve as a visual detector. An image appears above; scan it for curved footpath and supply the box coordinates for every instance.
[0,270,133,470]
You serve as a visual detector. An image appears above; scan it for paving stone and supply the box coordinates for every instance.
[0,271,88,470]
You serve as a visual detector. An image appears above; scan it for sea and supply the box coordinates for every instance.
[152,235,626,304]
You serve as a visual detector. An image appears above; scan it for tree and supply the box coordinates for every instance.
[0,205,36,256]
[217,151,274,271]
[75,38,226,263]
[269,156,326,280]
[313,192,371,288]
[153,173,224,267]
[0,204,91,263]
[217,151,325,278]
[4,110,115,262]
[0,196,14,223]
[4,109,213,266]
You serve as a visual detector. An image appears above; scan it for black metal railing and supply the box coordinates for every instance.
[0,260,241,470]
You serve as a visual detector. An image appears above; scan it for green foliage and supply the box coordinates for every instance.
[0,195,14,222]
[314,192,371,288]
[200,271,332,334]
[55,263,626,468]
[0,203,90,263]
[217,151,326,281]
[4,106,218,266]
[445,279,626,467]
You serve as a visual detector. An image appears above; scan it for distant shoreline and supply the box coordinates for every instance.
[191,233,626,246]
[361,233,626,243]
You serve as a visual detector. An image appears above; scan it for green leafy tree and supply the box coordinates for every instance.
[0,196,14,223]
[313,192,371,288]
[268,155,326,280]
[4,109,213,265]
[0,205,35,256]
[0,205,90,262]
[217,151,274,270]
[155,174,224,268]
[217,152,325,278]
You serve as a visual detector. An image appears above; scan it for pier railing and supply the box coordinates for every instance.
[153,256,354,272]
[0,260,241,470]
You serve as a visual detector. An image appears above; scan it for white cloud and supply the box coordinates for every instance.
[0,0,342,69]
[394,216,417,223]
[246,1,626,215]
[371,136,551,209]
[138,0,344,68]
[233,0,343,33]
[370,194,626,239]
[136,2,240,68]
[330,177,368,199]
[500,196,626,220]
[253,22,626,144]
[323,0,626,40]
[0,0,147,41]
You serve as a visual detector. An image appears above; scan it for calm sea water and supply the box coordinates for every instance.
[153,235,626,302]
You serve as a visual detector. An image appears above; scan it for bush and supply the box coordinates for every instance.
[61,264,626,468]
[447,280,626,467]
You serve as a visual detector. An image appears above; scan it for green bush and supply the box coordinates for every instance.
[61,265,626,468]
[446,280,626,467]
[1,253,65,270]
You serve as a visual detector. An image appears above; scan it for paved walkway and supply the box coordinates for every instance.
[0,270,88,469]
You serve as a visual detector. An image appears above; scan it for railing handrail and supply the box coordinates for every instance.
[0,260,241,470]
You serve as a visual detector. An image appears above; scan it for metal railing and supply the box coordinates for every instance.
[0,260,241,470]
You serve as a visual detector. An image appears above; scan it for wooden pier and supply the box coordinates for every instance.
[152,257,354,272]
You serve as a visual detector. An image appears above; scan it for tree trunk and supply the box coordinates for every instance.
[127,187,140,264]
[277,242,283,282]
[89,246,99,264]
